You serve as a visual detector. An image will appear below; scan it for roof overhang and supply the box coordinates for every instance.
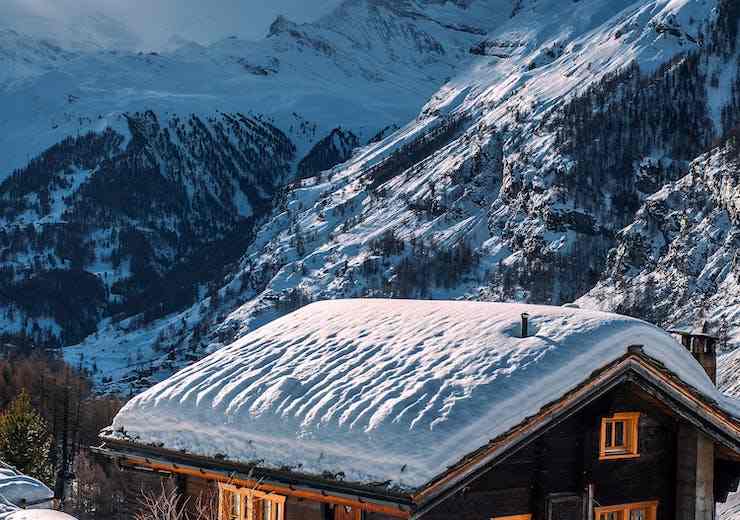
[411,350,740,517]
[92,439,413,518]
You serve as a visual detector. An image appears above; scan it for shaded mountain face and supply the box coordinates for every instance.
[2,0,740,395]
[297,128,360,179]
[0,0,502,350]
[0,112,293,345]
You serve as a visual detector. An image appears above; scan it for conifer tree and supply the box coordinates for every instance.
[0,390,54,485]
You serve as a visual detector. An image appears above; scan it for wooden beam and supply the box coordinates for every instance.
[717,445,740,462]
[117,454,410,518]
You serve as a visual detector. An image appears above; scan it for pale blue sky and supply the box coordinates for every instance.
[1,0,343,49]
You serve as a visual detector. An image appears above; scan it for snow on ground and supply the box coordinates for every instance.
[720,491,740,520]
[3,512,76,520]
[0,462,67,520]
[107,300,737,489]
[0,464,52,509]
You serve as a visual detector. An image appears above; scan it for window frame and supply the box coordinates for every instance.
[594,500,658,520]
[218,483,285,520]
[599,412,640,460]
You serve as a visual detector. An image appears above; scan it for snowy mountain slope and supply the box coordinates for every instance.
[580,131,740,403]
[60,0,740,394]
[0,0,510,177]
[0,30,80,87]
[1,0,521,349]
[581,134,740,346]
[0,111,294,346]
[0,11,140,53]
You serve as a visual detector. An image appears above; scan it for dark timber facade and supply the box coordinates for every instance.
[95,334,740,520]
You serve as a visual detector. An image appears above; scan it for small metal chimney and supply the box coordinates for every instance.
[521,313,530,338]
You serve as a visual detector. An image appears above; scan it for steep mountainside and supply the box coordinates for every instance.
[0,0,511,349]
[2,0,740,400]
[582,134,740,342]
[0,0,509,176]
[0,111,293,346]
[53,0,740,395]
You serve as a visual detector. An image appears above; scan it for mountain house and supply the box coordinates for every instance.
[93,300,740,520]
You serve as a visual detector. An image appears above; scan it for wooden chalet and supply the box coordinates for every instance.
[93,300,740,520]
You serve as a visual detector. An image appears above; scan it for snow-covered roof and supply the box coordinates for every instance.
[0,464,52,508]
[0,462,58,520]
[107,300,740,489]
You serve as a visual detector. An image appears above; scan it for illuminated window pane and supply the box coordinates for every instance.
[615,421,625,446]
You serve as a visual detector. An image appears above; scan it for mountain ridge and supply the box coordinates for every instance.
[0,0,739,401]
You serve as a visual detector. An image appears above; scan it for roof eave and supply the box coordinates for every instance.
[411,352,740,517]
[91,438,414,512]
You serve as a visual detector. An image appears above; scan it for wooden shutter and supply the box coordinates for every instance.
[253,497,263,520]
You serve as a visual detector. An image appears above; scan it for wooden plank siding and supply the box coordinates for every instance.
[169,471,401,520]
[106,454,409,519]
[422,382,678,520]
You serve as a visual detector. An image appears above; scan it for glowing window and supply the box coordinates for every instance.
[219,484,285,520]
[600,412,640,460]
[595,501,658,520]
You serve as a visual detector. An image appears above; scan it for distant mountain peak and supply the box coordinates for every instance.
[267,14,299,37]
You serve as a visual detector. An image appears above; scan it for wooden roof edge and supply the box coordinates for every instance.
[411,350,740,514]
[627,357,740,445]
[625,348,740,433]
[91,438,414,508]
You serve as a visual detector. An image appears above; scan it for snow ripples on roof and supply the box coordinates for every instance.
[108,299,737,488]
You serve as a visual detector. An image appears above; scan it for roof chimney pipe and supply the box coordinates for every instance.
[521,313,530,338]
[669,326,718,385]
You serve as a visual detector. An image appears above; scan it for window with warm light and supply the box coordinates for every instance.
[595,500,658,520]
[600,412,640,460]
[219,484,285,520]
[491,515,532,520]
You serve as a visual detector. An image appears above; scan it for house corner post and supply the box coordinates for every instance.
[675,425,714,520]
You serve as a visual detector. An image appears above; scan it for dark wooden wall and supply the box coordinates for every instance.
[423,382,679,520]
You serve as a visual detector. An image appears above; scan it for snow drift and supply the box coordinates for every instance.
[106,300,739,489]
[0,462,68,520]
